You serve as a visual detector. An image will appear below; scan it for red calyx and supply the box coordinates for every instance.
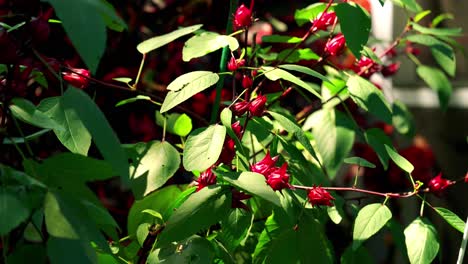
[250,151,279,177]
[62,68,91,89]
[249,94,267,117]
[196,167,217,192]
[324,33,346,56]
[265,163,291,191]
[381,62,401,77]
[231,121,243,139]
[227,56,245,71]
[233,4,253,30]
[242,75,253,89]
[232,101,250,116]
[311,12,337,33]
[428,173,454,195]
[307,186,335,207]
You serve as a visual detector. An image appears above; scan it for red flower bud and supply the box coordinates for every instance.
[307,186,334,207]
[311,12,337,32]
[464,172,468,183]
[266,163,291,191]
[356,56,381,78]
[324,33,346,56]
[250,151,279,177]
[242,75,253,89]
[405,41,420,56]
[231,189,252,210]
[233,4,253,30]
[428,173,454,195]
[196,167,216,191]
[381,62,400,77]
[249,94,267,117]
[219,138,236,165]
[227,56,245,71]
[232,101,250,116]
[231,121,243,139]
[62,68,91,89]
[29,17,50,45]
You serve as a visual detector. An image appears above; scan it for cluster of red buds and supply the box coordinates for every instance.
[232,94,267,117]
[307,186,335,207]
[250,152,291,191]
[227,56,245,71]
[62,67,91,89]
[196,167,217,191]
[311,11,337,33]
[218,121,243,165]
[324,33,346,56]
[427,173,454,196]
[233,4,253,30]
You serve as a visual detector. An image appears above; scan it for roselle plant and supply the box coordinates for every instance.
[0,0,467,263]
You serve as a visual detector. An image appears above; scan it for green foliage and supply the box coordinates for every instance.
[294,3,328,26]
[434,207,466,233]
[183,125,226,171]
[137,24,202,54]
[404,218,440,264]
[155,111,193,137]
[353,203,392,249]
[416,65,453,111]
[335,2,371,58]
[10,98,64,131]
[344,157,376,168]
[262,66,322,99]
[183,32,239,61]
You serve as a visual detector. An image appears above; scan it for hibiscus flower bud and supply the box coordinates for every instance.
[324,33,346,56]
[249,94,267,117]
[233,4,253,30]
[196,167,216,192]
[250,151,279,177]
[231,121,243,139]
[242,75,253,89]
[428,173,454,195]
[311,12,337,32]
[405,41,420,56]
[307,186,334,207]
[219,138,236,165]
[227,56,245,71]
[266,163,291,191]
[232,101,250,116]
[231,188,252,210]
[62,68,91,89]
[356,56,381,78]
[381,62,401,77]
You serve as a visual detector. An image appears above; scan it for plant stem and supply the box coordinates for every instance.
[11,114,33,157]
[456,216,468,264]
[210,0,238,124]
[292,184,420,199]
[133,54,146,90]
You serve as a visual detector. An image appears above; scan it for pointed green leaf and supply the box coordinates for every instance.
[115,95,153,107]
[137,24,203,54]
[392,100,415,137]
[277,48,321,63]
[279,64,331,84]
[416,65,452,111]
[434,207,465,233]
[411,23,462,37]
[183,125,226,171]
[364,128,393,170]
[47,237,97,264]
[335,3,371,57]
[404,217,439,264]
[0,188,30,235]
[385,144,414,173]
[10,98,64,131]
[344,157,376,168]
[158,186,231,245]
[353,203,392,249]
[261,35,302,43]
[294,3,328,26]
[155,112,193,137]
[183,32,239,61]
[262,66,322,99]
[347,75,392,124]
[218,209,254,251]
[62,87,129,184]
[391,0,422,13]
[38,96,92,156]
[161,71,219,113]
[341,245,373,264]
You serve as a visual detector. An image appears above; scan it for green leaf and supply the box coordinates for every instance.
[115,95,154,107]
[45,0,108,73]
[7,244,47,264]
[125,141,180,197]
[47,237,97,264]
[112,77,132,84]
[268,111,322,166]
[364,128,393,170]
[294,3,328,26]
[215,170,281,207]
[353,203,392,249]
[262,66,322,99]
[137,24,203,54]
[157,186,231,246]
[276,48,321,63]
[183,32,239,61]
[416,65,452,111]
[391,0,422,13]
[414,10,431,23]
[344,157,376,168]
[341,245,373,264]
[0,188,30,235]
[127,185,184,235]
[347,75,392,124]
[385,144,414,173]
[253,214,282,263]
[155,112,193,137]
[335,3,371,57]
[432,13,454,27]
[141,209,164,222]
[38,96,91,156]
[392,101,415,136]
[3,129,51,144]
[406,34,456,77]
[434,207,465,233]
[218,209,254,251]
[386,219,409,259]
[183,125,226,171]
[404,217,439,264]
[150,235,215,264]
[10,98,64,131]
[62,87,129,184]
[261,35,302,43]
[279,64,331,84]
[95,0,127,32]
[136,223,150,246]
[411,23,462,37]
[309,109,355,178]
[160,71,219,113]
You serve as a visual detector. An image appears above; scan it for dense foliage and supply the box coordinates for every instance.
[0,0,466,263]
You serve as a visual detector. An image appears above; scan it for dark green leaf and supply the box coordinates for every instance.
[183,32,238,61]
[411,23,462,37]
[161,71,219,113]
[434,207,465,233]
[277,48,321,63]
[261,35,302,43]
[364,128,393,170]
[47,237,97,264]
[10,98,64,131]
[279,64,331,83]
[262,66,322,99]
[155,112,193,137]
[392,101,415,136]
[115,95,154,107]
[0,188,30,235]
[294,3,327,26]
[347,75,392,124]
[391,0,422,13]
[150,236,215,264]
[137,24,202,54]
[157,186,231,246]
[416,65,452,111]
[335,3,371,57]
[3,129,51,144]
[341,245,373,264]
[432,13,454,27]
[7,244,47,264]
[218,209,254,251]
[215,170,281,207]
[62,87,129,183]
[353,203,392,249]
[38,96,91,155]
[183,125,226,171]
[95,0,127,32]
[386,219,409,260]
[404,217,439,264]
[385,145,414,173]
[344,157,376,168]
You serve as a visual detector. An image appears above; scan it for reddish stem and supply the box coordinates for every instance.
[292,184,424,198]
